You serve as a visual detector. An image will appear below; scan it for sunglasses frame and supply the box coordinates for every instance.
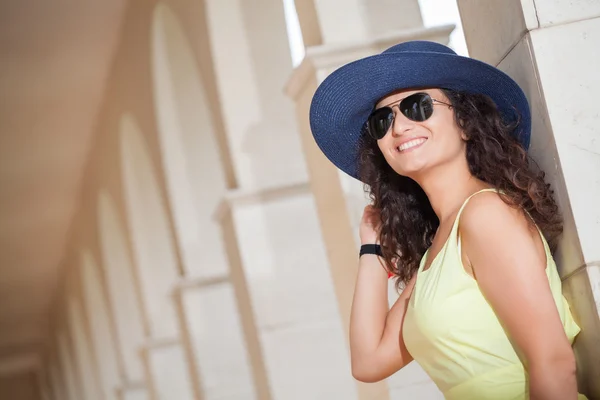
[366,92,451,140]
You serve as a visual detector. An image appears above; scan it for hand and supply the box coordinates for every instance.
[360,205,381,245]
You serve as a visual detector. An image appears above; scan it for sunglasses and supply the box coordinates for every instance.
[366,92,451,140]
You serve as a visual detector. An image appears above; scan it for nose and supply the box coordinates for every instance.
[389,107,415,137]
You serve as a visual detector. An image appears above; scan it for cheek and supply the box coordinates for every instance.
[376,137,394,157]
[428,120,462,146]
[379,144,395,166]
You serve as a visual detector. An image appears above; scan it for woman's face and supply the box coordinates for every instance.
[375,88,466,179]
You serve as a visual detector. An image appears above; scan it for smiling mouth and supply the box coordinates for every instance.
[396,138,427,152]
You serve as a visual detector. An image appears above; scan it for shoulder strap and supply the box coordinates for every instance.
[451,188,553,272]
[454,189,498,227]
[450,188,498,253]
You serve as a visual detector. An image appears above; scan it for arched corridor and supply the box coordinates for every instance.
[0,0,599,399]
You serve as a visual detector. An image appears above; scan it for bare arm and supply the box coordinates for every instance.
[460,193,578,400]
[349,205,414,383]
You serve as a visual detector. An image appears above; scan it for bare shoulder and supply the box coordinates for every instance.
[459,190,530,236]
[459,190,545,274]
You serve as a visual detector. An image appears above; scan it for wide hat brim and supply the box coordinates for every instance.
[309,41,531,181]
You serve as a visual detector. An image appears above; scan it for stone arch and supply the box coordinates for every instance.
[66,297,101,400]
[80,249,122,399]
[151,2,228,279]
[56,331,80,400]
[119,112,180,339]
[97,190,146,382]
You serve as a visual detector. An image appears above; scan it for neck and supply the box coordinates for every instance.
[412,159,487,223]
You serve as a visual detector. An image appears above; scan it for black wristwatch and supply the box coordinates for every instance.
[359,244,383,257]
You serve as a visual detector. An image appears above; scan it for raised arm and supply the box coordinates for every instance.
[349,205,414,383]
[460,192,578,400]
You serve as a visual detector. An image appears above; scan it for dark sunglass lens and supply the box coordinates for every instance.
[400,93,433,122]
[368,108,394,139]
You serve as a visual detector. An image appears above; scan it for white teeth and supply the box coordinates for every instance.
[397,138,426,152]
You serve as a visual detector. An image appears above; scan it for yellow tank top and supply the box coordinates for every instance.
[402,189,584,400]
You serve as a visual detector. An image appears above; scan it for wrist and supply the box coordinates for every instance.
[359,244,383,257]
[360,237,379,246]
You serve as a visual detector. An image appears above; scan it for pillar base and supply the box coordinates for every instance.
[140,339,195,400]
[215,182,357,399]
[116,381,148,400]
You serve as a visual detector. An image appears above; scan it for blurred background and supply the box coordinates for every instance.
[0,0,598,399]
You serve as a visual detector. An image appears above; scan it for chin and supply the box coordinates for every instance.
[392,161,428,178]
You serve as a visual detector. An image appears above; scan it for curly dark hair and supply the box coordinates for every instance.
[357,89,562,287]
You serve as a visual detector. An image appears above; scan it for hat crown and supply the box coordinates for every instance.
[310,40,531,180]
[382,40,457,56]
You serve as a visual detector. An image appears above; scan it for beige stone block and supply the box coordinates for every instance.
[260,319,357,400]
[67,298,102,400]
[80,251,121,400]
[220,184,387,399]
[553,146,600,264]
[122,390,148,400]
[143,341,196,400]
[117,384,148,400]
[232,191,341,328]
[534,0,600,27]
[457,0,529,65]
[338,170,371,248]
[301,0,423,46]
[531,18,600,152]
[588,264,600,313]
[205,0,308,191]
[496,34,583,277]
[180,283,256,400]
[360,0,424,34]
[531,18,600,267]
[520,0,542,29]
[561,265,600,397]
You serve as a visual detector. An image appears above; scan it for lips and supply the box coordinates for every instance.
[396,138,427,152]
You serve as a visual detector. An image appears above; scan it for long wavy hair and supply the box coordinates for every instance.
[357,89,562,287]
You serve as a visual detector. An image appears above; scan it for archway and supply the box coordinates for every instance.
[119,113,180,339]
[66,297,101,399]
[97,190,146,382]
[80,249,121,399]
[151,3,228,279]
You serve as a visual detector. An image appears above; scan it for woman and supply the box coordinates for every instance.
[309,41,585,399]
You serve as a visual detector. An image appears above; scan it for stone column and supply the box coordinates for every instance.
[287,1,453,398]
[205,0,308,191]
[203,0,381,397]
[139,338,196,400]
[295,0,424,46]
[173,274,266,400]
[79,250,122,400]
[66,296,103,400]
[215,184,359,399]
[115,382,148,400]
[455,1,600,397]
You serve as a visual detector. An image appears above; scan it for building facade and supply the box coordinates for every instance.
[1,0,599,399]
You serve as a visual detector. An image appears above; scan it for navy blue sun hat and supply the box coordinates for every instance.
[309,40,531,181]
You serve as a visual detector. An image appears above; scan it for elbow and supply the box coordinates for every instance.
[351,360,384,383]
[530,349,577,377]
[555,353,577,377]
[549,349,577,374]
[352,368,380,383]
